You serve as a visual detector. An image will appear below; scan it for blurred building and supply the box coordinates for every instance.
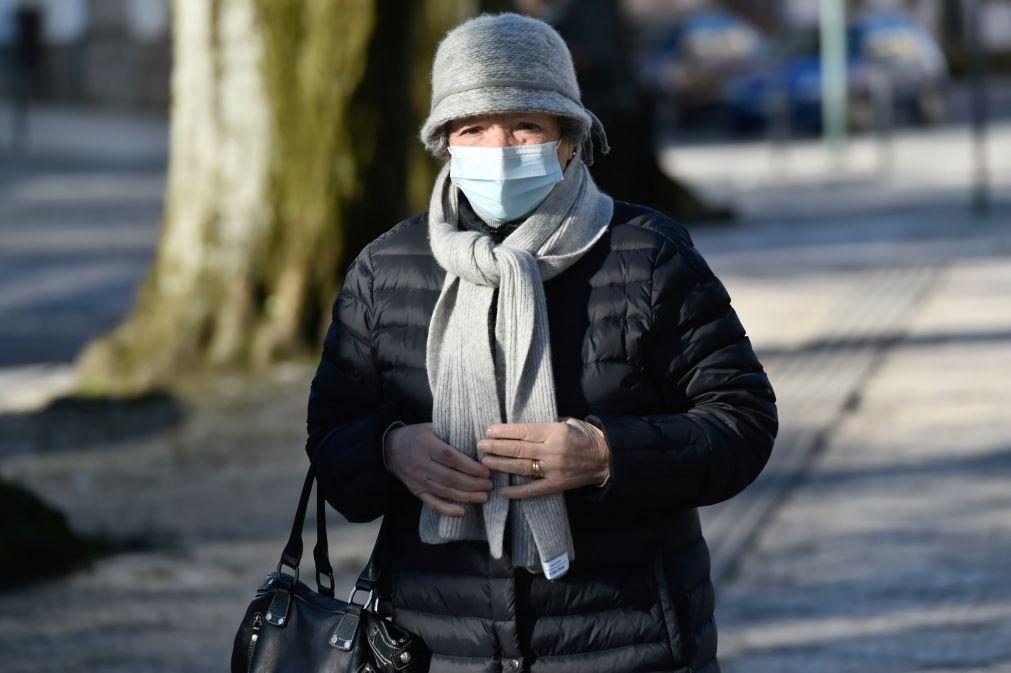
[0,0,170,109]
[2,0,1008,112]
[624,0,1011,67]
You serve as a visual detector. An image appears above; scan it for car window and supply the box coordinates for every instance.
[861,25,921,62]
[682,24,762,60]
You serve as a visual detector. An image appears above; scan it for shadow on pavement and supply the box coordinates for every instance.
[0,389,187,457]
[757,326,1011,361]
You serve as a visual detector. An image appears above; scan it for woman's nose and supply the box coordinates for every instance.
[483,125,513,147]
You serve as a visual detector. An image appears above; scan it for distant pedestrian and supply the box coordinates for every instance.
[307,12,778,673]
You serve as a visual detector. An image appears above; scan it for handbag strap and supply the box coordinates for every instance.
[278,456,394,604]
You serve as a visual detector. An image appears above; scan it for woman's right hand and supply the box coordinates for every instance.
[385,422,493,517]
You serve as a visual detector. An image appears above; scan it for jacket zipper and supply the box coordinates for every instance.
[246,612,263,673]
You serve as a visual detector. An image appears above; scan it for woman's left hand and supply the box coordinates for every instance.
[477,418,610,498]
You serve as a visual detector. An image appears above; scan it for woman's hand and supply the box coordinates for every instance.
[385,422,494,517]
[477,418,610,499]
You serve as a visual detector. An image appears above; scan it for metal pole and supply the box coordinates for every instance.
[966,0,990,219]
[871,67,894,176]
[819,0,847,162]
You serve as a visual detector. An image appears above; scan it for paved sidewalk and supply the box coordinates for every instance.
[659,119,1011,223]
[1,105,1009,671]
[0,363,382,673]
[715,242,1011,671]
[701,262,942,583]
[0,105,166,375]
[2,208,1006,672]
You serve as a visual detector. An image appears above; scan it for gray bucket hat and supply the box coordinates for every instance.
[418,12,610,165]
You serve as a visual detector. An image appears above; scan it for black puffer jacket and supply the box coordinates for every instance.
[306,199,778,673]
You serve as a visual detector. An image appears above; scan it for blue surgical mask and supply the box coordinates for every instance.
[448,139,564,225]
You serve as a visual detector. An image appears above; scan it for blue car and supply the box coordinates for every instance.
[638,9,768,128]
[723,11,949,134]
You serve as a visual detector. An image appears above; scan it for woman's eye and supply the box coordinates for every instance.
[460,127,479,135]
[518,123,541,131]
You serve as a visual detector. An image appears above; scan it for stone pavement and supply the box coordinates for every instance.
[658,118,1011,223]
[714,247,1011,672]
[2,206,1006,672]
[667,119,1011,671]
[1,106,1009,671]
[715,250,1011,666]
[700,261,942,584]
[0,362,384,673]
[0,105,165,380]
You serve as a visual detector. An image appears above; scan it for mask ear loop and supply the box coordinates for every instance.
[444,159,462,230]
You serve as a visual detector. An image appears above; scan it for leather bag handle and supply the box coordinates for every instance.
[277,456,393,605]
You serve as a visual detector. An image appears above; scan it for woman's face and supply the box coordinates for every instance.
[446,111,575,170]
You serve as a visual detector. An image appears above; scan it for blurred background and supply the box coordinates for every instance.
[0,0,1008,671]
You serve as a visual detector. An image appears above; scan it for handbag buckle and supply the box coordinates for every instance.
[347,584,376,609]
[276,554,299,587]
[317,568,336,597]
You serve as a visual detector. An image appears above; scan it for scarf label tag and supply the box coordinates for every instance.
[542,553,570,580]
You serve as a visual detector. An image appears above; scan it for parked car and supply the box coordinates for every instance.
[723,11,949,134]
[638,9,768,129]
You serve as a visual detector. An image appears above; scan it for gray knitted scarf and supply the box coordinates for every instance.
[421,153,614,579]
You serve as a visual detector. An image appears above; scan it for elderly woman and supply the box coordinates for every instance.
[306,12,777,673]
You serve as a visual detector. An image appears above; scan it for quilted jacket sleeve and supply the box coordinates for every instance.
[306,246,402,524]
[580,228,778,513]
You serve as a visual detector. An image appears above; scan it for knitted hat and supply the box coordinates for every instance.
[419,12,610,165]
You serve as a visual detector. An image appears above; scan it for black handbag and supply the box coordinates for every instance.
[230,459,430,673]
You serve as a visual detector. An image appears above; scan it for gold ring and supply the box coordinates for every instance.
[531,458,542,478]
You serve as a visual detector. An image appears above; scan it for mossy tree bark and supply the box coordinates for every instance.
[74,0,473,396]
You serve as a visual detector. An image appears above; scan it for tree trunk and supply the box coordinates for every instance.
[74,0,472,396]
[549,0,732,222]
[73,0,712,396]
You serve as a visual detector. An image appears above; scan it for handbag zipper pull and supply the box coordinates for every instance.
[246,613,264,673]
